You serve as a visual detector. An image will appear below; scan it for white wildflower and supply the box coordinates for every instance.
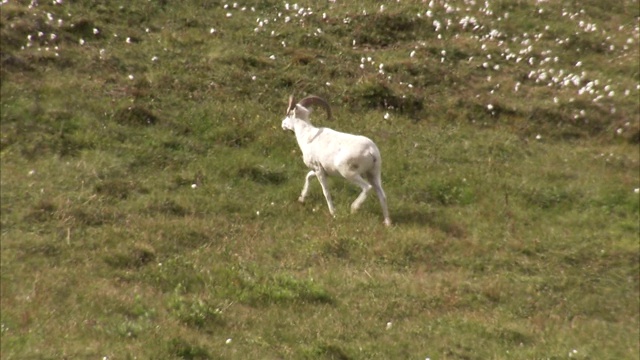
[433,20,441,31]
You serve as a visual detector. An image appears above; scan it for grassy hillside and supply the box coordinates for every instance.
[1,0,639,359]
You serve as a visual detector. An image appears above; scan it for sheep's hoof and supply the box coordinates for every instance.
[384,219,392,227]
[298,197,305,203]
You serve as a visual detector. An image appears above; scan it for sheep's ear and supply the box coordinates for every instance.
[287,95,296,115]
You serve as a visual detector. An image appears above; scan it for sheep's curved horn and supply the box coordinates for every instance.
[298,96,333,120]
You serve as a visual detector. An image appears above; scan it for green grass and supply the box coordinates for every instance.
[1,0,639,359]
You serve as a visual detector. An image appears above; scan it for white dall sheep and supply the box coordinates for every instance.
[281,95,392,227]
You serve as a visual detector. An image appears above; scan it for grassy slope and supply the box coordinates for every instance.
[1,0,639,359]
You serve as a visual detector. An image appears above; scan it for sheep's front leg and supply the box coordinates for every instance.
[315,170,336,216]
[298,170,316,203]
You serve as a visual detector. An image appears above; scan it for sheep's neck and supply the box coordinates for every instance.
[293,119,320,149]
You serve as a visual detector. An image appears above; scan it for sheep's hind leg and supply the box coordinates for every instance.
[367,172,391,227]
[346,174,372,213]
[298,170,316,203]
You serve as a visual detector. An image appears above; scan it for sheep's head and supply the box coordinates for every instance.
[281,95,332,132]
